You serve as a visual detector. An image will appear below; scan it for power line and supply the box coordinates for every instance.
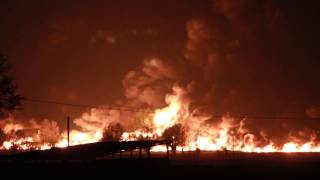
[211,115,320,120]
[23,98,154,113]
[24,98,90,108]
[22,98,320,120]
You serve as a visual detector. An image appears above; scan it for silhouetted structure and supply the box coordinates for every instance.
[0,139,173,161]
[67,116,70,147]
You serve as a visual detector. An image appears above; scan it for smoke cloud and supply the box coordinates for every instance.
[1,0,320,150]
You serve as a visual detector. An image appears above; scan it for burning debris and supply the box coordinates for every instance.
[1,0,320,154]
[1,84,320,153]
[103,123,124,141]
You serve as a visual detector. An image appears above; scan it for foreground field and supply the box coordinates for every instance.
[1,151,320,179]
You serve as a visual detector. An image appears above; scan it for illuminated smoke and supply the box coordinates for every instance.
[1,0,320,153]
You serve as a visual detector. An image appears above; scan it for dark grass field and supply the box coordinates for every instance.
[1,151,320,179]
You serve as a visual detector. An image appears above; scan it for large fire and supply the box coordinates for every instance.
[1,85,320,153]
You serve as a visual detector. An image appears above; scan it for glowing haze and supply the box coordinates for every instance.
[1,82,320,152]
[1,56,320,152]
[1,0,320,153]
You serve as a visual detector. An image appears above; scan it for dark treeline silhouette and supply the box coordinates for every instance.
[0,54,23,117]
[0,54,23,145]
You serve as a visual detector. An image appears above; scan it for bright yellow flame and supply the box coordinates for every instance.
[282,143,299,152]
[153,94,180,136]
[2,86,320,153]
[2,141,13,150]
[55,130,103,148]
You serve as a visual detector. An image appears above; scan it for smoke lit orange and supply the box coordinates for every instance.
[2,85,320,153]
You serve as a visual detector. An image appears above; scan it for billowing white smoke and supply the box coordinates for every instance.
[0,116,60,148]
[122,57,176,108]
[73,108,119,132]
[1,0,319,152]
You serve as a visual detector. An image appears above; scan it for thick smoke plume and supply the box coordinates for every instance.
[1,0,320,152]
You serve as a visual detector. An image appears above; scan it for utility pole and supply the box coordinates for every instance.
[67,116,70,147]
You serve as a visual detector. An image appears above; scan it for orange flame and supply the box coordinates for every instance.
[1,86,320,153]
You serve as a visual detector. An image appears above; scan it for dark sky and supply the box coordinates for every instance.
[1,0,320,131]
[0,0,201,121]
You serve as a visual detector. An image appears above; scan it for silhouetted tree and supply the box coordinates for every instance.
[163,124,187,146]
[0,130,5,145]
[103,123,124,141]
[0,54,23,117]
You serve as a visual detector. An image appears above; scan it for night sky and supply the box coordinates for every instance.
[1,0,320,132]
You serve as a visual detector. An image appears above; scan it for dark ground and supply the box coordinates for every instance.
[1,151,320,179]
